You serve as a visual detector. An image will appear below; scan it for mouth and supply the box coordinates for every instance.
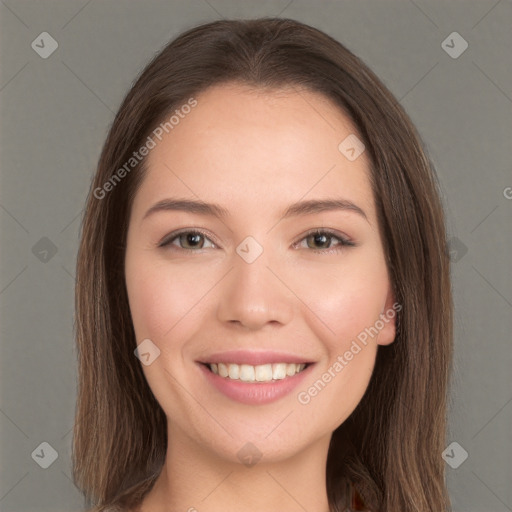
[197,355,316,405]
[200,361,312,383]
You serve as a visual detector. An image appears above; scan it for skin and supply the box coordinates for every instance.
[124,82,396,512]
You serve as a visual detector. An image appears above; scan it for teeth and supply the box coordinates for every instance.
[208,362,307,382]
[240,364,255,382]
[286,364,297,376]
[255,364,272,382]
[272,363,287,380]
[228,364,239,379]
[218,363,228,377]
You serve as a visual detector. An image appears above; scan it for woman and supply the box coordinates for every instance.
[72,17,453,512]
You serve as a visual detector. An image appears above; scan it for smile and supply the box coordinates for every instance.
[198,361,314,405]
[207,362,309,383]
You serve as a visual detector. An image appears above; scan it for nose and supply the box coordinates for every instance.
[216,250,294,330]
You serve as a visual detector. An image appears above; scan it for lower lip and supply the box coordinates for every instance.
[198,363,314,405]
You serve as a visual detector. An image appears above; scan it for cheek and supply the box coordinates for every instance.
[125,249,170,338]
[322,284,385,343]
[292,255,389,345]
[125,252,212,343]
[293,267,385,426]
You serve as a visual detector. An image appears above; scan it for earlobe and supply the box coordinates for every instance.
[377,290,399,346]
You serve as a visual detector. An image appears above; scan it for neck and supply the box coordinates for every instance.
[139,423,332,512]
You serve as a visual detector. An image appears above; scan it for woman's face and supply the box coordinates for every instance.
[124,83,396,464]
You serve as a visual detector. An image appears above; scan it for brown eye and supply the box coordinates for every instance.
[306,232,332,250]
[295,229,355,254]
[179,232,205,250]
[159,230,215,251]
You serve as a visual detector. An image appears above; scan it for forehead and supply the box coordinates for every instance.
[131,83,375,223]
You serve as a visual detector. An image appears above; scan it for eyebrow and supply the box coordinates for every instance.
[142,197,368,223]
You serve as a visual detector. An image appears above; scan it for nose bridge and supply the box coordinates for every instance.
[216,236,294,329]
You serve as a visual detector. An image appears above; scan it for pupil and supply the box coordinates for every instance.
[185,233,202,248]
[313,233,328,248]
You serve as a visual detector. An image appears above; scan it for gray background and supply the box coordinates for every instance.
[0,1,511,511]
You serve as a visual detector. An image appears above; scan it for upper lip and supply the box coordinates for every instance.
[198,350,313,366]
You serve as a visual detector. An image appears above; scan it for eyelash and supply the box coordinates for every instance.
[158,228,356,255]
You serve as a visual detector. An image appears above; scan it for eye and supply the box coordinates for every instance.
[158,228,355,254]
[158,229,216,251]
[293,229,355,254]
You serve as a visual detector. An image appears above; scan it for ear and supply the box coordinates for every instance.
[376,287,399,346]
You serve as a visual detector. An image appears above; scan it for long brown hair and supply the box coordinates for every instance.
[73,17,453,512]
